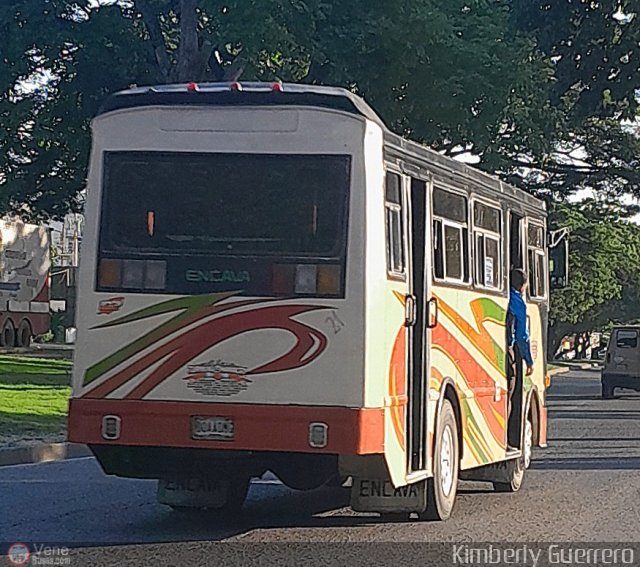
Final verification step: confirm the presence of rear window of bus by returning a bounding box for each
[100,152,351,257]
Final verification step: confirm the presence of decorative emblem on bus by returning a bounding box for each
[184,359,251,397]
[97,297,125,315]
[83,292,335,399]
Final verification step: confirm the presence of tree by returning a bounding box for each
[548,200,640,355]
[3,0,638,219]
[511,0,640,202]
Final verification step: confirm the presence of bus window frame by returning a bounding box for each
[431,183,472,288]
[471,196,504,293]
[526,218,548,302]
[384,168,407,281]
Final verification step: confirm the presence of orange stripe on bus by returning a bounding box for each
[68,399,385,455]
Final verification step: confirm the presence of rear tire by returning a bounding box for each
[0,320,16,348]
[423,399,459,521]
[219,475,250,516]
[602,382,615,399]
[16,320,32,348]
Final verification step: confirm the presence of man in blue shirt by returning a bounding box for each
[507,268,534,423]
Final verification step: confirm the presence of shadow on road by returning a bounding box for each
[549,409,640,420]
[532,455,640,470]
[66,480,502,547]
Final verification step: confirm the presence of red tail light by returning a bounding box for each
[272,264,295,295]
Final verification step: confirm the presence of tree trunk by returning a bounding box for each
[175,0,199,82]
[137,0,172,80]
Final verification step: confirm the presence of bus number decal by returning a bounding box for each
[325,311,345,335]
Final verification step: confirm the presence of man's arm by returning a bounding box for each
[515,309,534,369]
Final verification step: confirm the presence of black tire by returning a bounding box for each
[16,320,32,348]
[0,320,16,348]
[602,382,615,399]
[219,475,250,515]
[423,399,459,521]
[493,414,533,493]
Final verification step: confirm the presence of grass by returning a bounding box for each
[0,356,72,446]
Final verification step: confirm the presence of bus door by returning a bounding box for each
[507,212,525,450]
[406,177,431,472]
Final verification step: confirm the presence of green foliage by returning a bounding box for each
[0,356,70,443]
[1,0,638,219]
[511,0,640,199]
[0,355,72,376]
[548,202,640,353]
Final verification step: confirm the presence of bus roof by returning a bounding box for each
[97,82,546,214]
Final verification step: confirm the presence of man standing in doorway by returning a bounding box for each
[507,268,534,431]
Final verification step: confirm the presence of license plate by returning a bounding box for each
[191,416,235,440]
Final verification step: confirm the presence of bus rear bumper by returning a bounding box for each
[68,398,385,455]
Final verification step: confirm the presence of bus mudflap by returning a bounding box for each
[351,477,427,513]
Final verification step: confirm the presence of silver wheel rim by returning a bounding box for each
[523,419,533,469]
[440,424,454,496]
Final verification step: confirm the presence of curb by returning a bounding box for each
[550,361,602,371]
[548,367,570,376]
[0,443,91,468]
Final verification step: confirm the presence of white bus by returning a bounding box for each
[69,82,558,520]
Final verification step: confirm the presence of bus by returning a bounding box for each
[68,82,561,520]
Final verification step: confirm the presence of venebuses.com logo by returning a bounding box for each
[7,543,30,566]
[6,543,71,566]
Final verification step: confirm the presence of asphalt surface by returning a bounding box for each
[2,369,640,565]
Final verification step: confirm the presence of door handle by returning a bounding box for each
[427,297,438,329]
[405,294,417,327]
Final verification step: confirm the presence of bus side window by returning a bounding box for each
[432,187,470,284]
[385,172,405,276]
[433,219,445,279]
[527,221,546,299]
[473,201,502,290]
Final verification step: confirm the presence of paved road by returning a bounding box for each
[2,369,640,565]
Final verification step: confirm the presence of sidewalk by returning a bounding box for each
[550,360,602,372]
[0,443,90,467]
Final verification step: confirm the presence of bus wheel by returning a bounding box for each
[423,399,459,521]
[602,382,615,399]
[217,475,251,516]
[16,320,32,348]
[0,320,16,348]
[494,414,533,493]
[205,476,250,518]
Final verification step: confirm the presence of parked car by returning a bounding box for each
[602,326,640,398]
